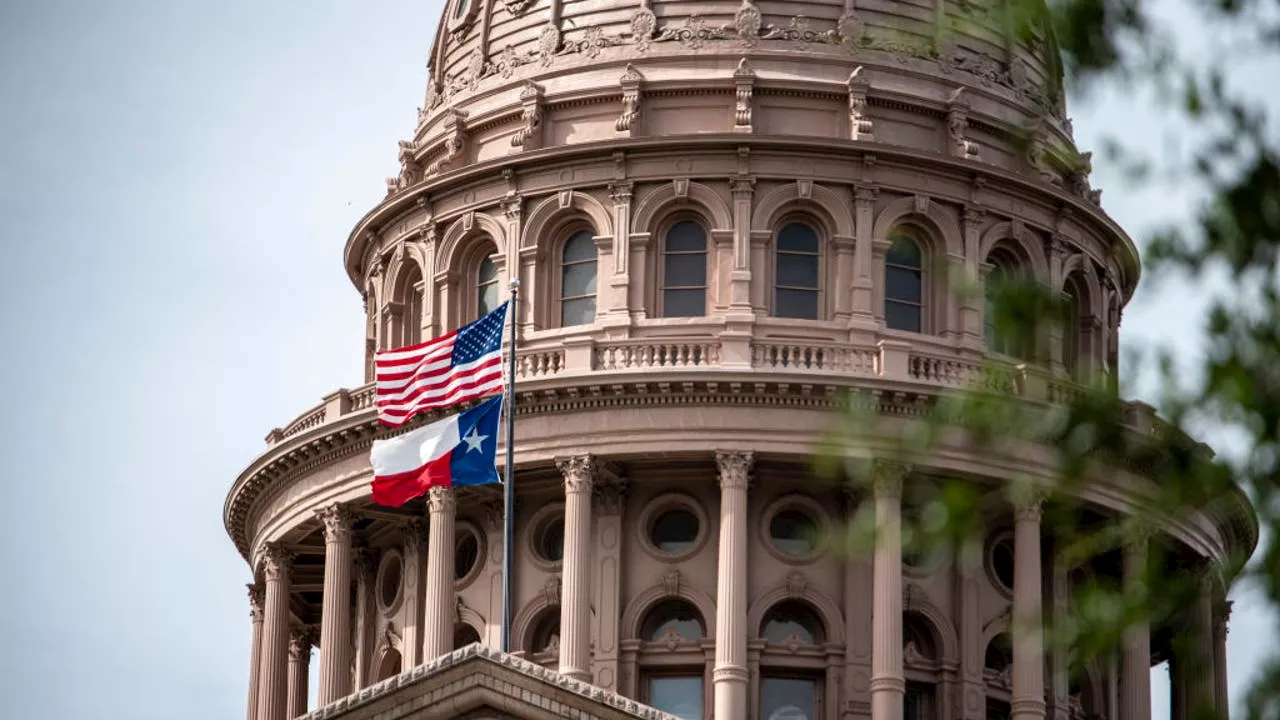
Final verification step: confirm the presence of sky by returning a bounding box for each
[0,1,1275,719]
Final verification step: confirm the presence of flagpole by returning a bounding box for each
[500,279,519,653]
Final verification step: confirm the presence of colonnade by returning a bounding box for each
[244,456,1223,720]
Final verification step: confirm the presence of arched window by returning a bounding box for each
[759,602,827,720]
[774,222,820,319]
[560,229,597,326]
[525,606,561,668]
[639,600,707,720]
[904,613,941,720]
[662,220,707,317]
[885,231,924,332]
[399,265,423,348]
[453,0,468,19]
[453,623,481,650]
[983,632,1013,720]
[476,249,500,319]
[984,250,1025,358]
[1062,274,1085,377]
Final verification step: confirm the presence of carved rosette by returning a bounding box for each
[715,451,753,490]
[537,24,561,67]
[734,0,762,48]
[262,543,295,581]
[557,454,597,495]
[427,485,457,514]
[630,5,657,52]
[871,459,908,498]
[316,504,356,544]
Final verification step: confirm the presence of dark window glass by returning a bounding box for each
[1063,279,1082,375]
[402,269,423,347]
[774,223,820,319]
[379,554,401,608]
[885,232,924,332]
[903,614,937,660]
[455,531,479,580]
[561,230,597,327]
[663,221,706,317]
[453,0,468,18]
[648,676,703,720]
[992,536,1015,591]
[530,609,560,653]
[650,509,699,553]
[761,601,824,645]
[987,698,1011,720]
[760,677,817,720]
[477,252,499,318]
[537,516,564,563]
[905,681,936,720]
[770,508,818,557]
[453,623,481,650]
[985,633,1013,672]
[642,599,704,642]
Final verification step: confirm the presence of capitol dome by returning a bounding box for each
[225,2,1254,720]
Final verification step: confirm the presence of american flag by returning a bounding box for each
[374,301,509,427]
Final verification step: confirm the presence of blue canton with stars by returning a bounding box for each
[452,300,509,366]
[449,395,503,486]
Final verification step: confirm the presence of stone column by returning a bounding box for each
[713,451,753,720]
[315,505,355,705]
[842,487,873,720]
[1214,600,1232,720]
[592,480,627,691]
[352,548,376,688]
[1048,551,1070,720]
[1187,573,1218,718]
[1011,496,1046,720]
[959,207,985,348]
[1121,534,1151,720]
[257,544,294,720]
[870,461,906,720]
[556,455,596,682]
[401,518,427,668]
[422,486,457,661]
[956,533,985,720]
[286,627,314,719]
[728,175,755,313]
[246,585,265,720]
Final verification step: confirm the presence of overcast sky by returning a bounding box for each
[0,1,1275,718]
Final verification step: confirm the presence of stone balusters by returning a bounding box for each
[422,486,457,661]
[1011,494,1046,720]
[286,626,315,719]
[315,504,355,704]
[1121,532,1152,720]
[870,461,906,720]
[246,585,265,720]
[257,543,294,720]
[556,455,597,682]
[713,451,753,720]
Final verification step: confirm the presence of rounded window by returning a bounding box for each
[529,608,561,654]
[454,523,484,589]
[454,623,482,650]
[476,247,500,319]
[376,550,404,614]
[987,532,1015,595]
[761,494,829,564]
[761,601,825,646]
[885,230,924,332]
[641,599,705,643]
[774,222,820,320]
[525,503,566,570]
[985,633,1013,673]
[538,517,564,562]
[637,493,709,563]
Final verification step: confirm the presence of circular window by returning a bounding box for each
[376,550,404,614]
[987,532,1016,595]
[637,493,709,562]
[525,503,566,570]
[454,523,484,589]
[761,495,829,564]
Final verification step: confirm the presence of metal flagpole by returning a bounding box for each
[500,280,519,653]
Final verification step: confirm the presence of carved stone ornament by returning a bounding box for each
[847,66,873,142]
[734,0,762,48]
[353,547,377,579]
[837,9,865,46]
[427,485,457,514]
[594,480,627,515]
[616,64,644,136]
[537,24,561,67]
[662,568,681,596]
[1013,488,1046,522]
[317,504,357,543]
[785,570,808,598]
[631,1,657,53]
[544,574,562,606]
[557,454,597,494]
[262,543,294,581]
[510,81,545,151]
[426,109,468,177]
[248,584,265,621]
[715,451,754,490]
[501,0,534,17]
[289,626,317,660]
[871,459,908,498]
[946,88,980,161]
[732,58,754,132]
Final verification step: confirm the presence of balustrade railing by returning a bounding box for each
[594,341,720,370]
[751,342,878,374]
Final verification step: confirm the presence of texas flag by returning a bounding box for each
[369,395,503,507]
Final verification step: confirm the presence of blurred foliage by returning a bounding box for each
[819,1,1280,719]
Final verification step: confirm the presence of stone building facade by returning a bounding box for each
[224,1,1257,719]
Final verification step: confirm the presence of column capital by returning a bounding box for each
[1012,489,1047,522]
[353,547,377,579]
[715,451,754,490]
[427,485,457,514]
[289,626,317,661]
[262,543,295,581]
[316,504,357,543]
[594,479,628,516]
[871,459,909,498]
[556,454,597,494]
[248,583,265,621]
[1215,599,1234,630]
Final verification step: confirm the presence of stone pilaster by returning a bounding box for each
[608,181,635,318]
[956,534,985,720]
[1214,600,1232,720]
[352,548,376,688]
[257,543,294,720]
[423,486,457,660]
[247,584,265,720]
[870,461,906,720]
[713,451,753,720]
[592,480,627,690]
[1048,551,1070,720]
[556,455,596,681]
[1011,495,1046,720]
[841,487,873,720]
[1188,573,1217,718]
[851,186,877,320]
[401,518,427,668]
[315,505,355,705]
[286,626,315,719]
[728,175,754,313]
[960,206,986,348]
[1121,534,1151,720]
